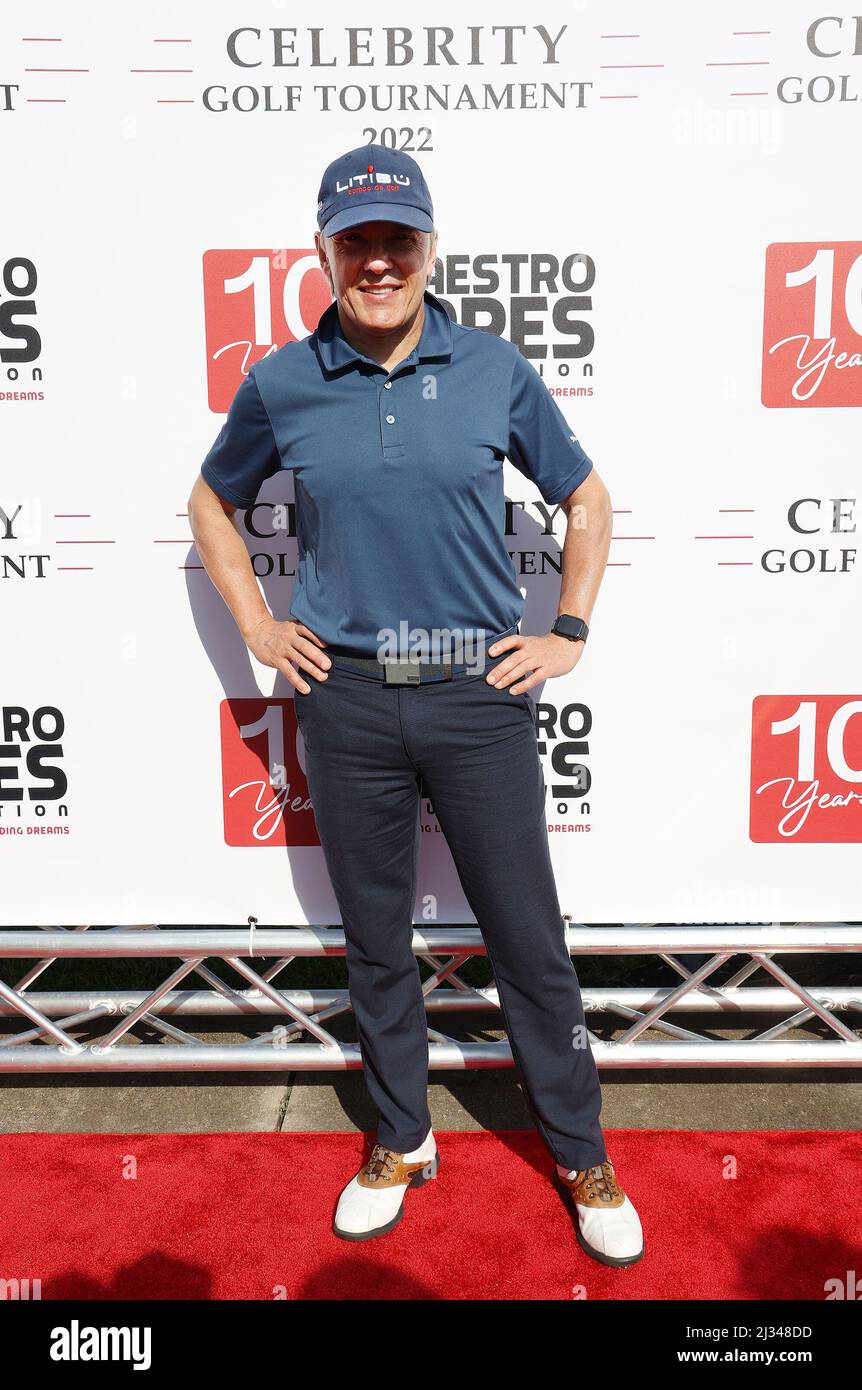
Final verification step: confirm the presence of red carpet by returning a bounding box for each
[1,1128,859,1300]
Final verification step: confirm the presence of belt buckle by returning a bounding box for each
[383,657,422,685]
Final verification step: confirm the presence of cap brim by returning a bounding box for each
[320,202,434,235]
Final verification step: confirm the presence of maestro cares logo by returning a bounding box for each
[0,705,69,836]
[429,251,596,396]
[533,696,593,836]
[0,255,43,400]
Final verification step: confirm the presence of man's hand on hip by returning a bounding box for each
[485,632,585,695]
[244,617,331,694]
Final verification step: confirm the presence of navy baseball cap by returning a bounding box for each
[316,142,434,236]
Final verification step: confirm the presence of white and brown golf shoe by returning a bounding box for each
[333,1129,439,1242]
[554,1157,645,1267]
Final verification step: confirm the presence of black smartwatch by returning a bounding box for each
[551,614,589,644]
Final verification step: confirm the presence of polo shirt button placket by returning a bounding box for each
[379,371,406,461]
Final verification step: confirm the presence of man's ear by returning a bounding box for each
[316,231,333,286]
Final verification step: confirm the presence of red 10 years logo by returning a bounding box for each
[762,242,862,407]
[750,695,862,841]
[203,250,330,412]
[219,698,319,846]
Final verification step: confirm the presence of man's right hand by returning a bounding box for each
[243,617,331,694]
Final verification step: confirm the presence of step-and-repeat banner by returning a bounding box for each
[2,2,860,924]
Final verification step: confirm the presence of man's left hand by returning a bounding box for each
[484,632,585,695]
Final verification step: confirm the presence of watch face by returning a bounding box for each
[555,616,588,640]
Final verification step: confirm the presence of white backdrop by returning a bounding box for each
[2,0,860,924]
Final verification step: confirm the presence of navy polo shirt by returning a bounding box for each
[200,289,593,658]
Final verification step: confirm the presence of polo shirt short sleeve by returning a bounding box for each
[197,290,599,657]
[507,349,593,506]
[200,366,281,508]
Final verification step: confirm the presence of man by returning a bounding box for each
[188,143,644,1267]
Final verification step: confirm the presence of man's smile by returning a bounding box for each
[357,285,403,299]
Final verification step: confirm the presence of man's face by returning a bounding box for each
[315,220,437,337]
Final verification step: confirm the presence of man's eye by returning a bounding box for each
[336,231,415,250]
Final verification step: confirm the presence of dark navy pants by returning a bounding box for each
[293,649,607,1172]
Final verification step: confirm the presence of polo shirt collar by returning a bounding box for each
[314,289,453,374]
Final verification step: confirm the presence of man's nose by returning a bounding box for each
[363,244,395,266]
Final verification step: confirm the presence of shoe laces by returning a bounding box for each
[362,1143,399,1183]
[577,1160,621,1203]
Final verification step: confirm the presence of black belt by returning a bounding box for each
[327,630,512,685]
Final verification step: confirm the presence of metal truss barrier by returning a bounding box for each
[0,923,860,1072]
